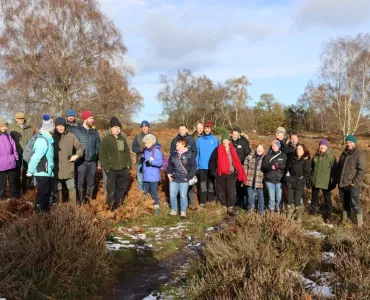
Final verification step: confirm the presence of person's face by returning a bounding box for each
[256,145,264,155]
[196,123,204,135]
[271,143,279,152]
[16,118,25,125]
[67,116,75,123]
[296,145,304,157]
[144,141,153,148]
[142,125,149,134]
[0,124,7,133]
[276,131,284,140]
[346,141,356,151]
[290,135,298,145]
[223,139,230,147]
[231,131,239,141]
[84,117,94,127]
[178,126,187,136]
[56,125,65,134]
[111,126,121,136]
[319,144,328,153]
[176,142,186,151]
[204,126,211,134]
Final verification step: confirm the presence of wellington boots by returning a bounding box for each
[296,205,304,224]
[86,188,94,202]
[78,189,85,205]
[69,190,77,207]
[56,190,63,204]
[356,209,363,228]
[342,210,348,223]
[286,205,294,219]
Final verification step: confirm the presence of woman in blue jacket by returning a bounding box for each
[140,134,163,215]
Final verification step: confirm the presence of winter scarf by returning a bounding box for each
[217,144,247,182]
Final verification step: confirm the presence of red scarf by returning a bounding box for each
[217,144,247,182]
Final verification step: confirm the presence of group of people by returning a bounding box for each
[0,112,367,227]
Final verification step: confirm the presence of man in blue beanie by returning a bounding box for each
[66,109,77,130]
[338,134,367,227]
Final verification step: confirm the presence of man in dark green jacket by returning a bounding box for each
[338,135,367,227]
[100,117,132,211]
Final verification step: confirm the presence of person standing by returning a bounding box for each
[71,110,100,204]
[132,120,152,191]
[27,115,55,213]
[285,143,311,223]
[100,117,132,211]
[140,134,163,215]
[262,140,287,212]
[53,117,84,206]
[167,137,196,218]
[0,117,19,200]
[191,122,204,143]
[66,109,78,130]
[196,120,219,206]
[244,144,265,214]
[338,135,367,227]
[286,132,299,163]
[310,139,338,216]
[275,127,288,153]
[231,127,251,208]
[209,133,246,215]
[8,112,34,194]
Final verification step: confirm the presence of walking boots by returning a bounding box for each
[356,209,363,228]
[286,205,294,219]
[69,190,77,206]
[78,189,85,205]
[56,190,63,204]
[86,188,94,202]
[296,206,304,224]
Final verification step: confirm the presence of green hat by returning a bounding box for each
[345,134,357,144]
[221,133,230,142]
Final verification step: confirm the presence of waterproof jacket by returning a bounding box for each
[196,133,219,170]
[66,121,78,131]
[53,131,84,179]
[27,130,54,177]
[338,146,367,188]
[244,152,265,189]
[166,149,196,183]
[231,135,251,164]
[71,125,100,162]
[170,134,197,156]
[9,121,34,156]
[132,132,156,163]
[286,155,311,191]
[142,145,163,182]
[99,133,132,172]
[286,142,297,163]
[0,133,18,171]
[191,131,203,143]
[311,150,338,190]
[261,150,287,184]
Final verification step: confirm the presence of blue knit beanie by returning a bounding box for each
[140,120,150,128]
[66,109,76,117]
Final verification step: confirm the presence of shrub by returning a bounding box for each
[187,213,322,299]
[0,205,113,300]
[212,127,229,136]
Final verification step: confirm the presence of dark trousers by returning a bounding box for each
[311,187,332,214]
[106,168,129,209]
[0,168,19,198]
[34,176,53,213]
[143,181,159,205]
[15,160,32,193]
[187,171,200,205]
[339,186,362,215]
[235,181,247,208]
[199,169,215,204]
[215,173,237,208]
[287,188,303,206]
[77,161,96,190]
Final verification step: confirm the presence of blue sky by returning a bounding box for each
[98,0,370,122]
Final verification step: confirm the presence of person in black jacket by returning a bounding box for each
[71,110,100,204]
[262,140,287,212]
[166,137,196,218]
[231,127,251,208]
[285,143,311,223]
[286,132,299,163]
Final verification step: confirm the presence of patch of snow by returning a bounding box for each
[206,227,215,231]
[288,271,334,298]
[303,230,326,238]
[321,223,334,228]
[322,251,335,263]
[311,271,335,285]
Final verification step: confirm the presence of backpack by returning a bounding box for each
[151,148,168,172]
[23,134,48,163]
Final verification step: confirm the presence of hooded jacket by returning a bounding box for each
[166,149,196,182]
[311,149,337,190]
[196,133,219,170]
[338,146,367,188]
[0,133,18,171]
[231,135,251,164]
[261,150,287,184]
[286,155,311,191]
[142,145,163,182]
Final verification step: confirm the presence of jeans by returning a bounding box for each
[34,176,53,213]
[143,181,159,205]
[247,186,264,213]
[311,188,332,214]
[0,168,19,198]
[170,181,189,212]
[265,182,282,211]
[107,168,130,209]
[136,164,144,191]
[77,161,96,190]
[215,173,236,208]
[339,186,362,215]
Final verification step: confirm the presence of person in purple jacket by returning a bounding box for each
[140,134,163,215]
[0,117,20,200]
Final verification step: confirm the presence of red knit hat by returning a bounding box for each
[204,120,213,129]
[81,110,93,121]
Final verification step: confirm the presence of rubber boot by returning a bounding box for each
[69,190,77,206]
[356,209,363,228]
[286,205,294,219]
[56,190,63,204]
[342,210,348,223]
[296,205,304,224]
[86,188,94,202]
[78,189,85,205]
[154,204,159,216]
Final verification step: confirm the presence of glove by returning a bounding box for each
[274,163,280,170]
[145,160,151,167]
[139,157,145,164]
[69,154,79,162]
